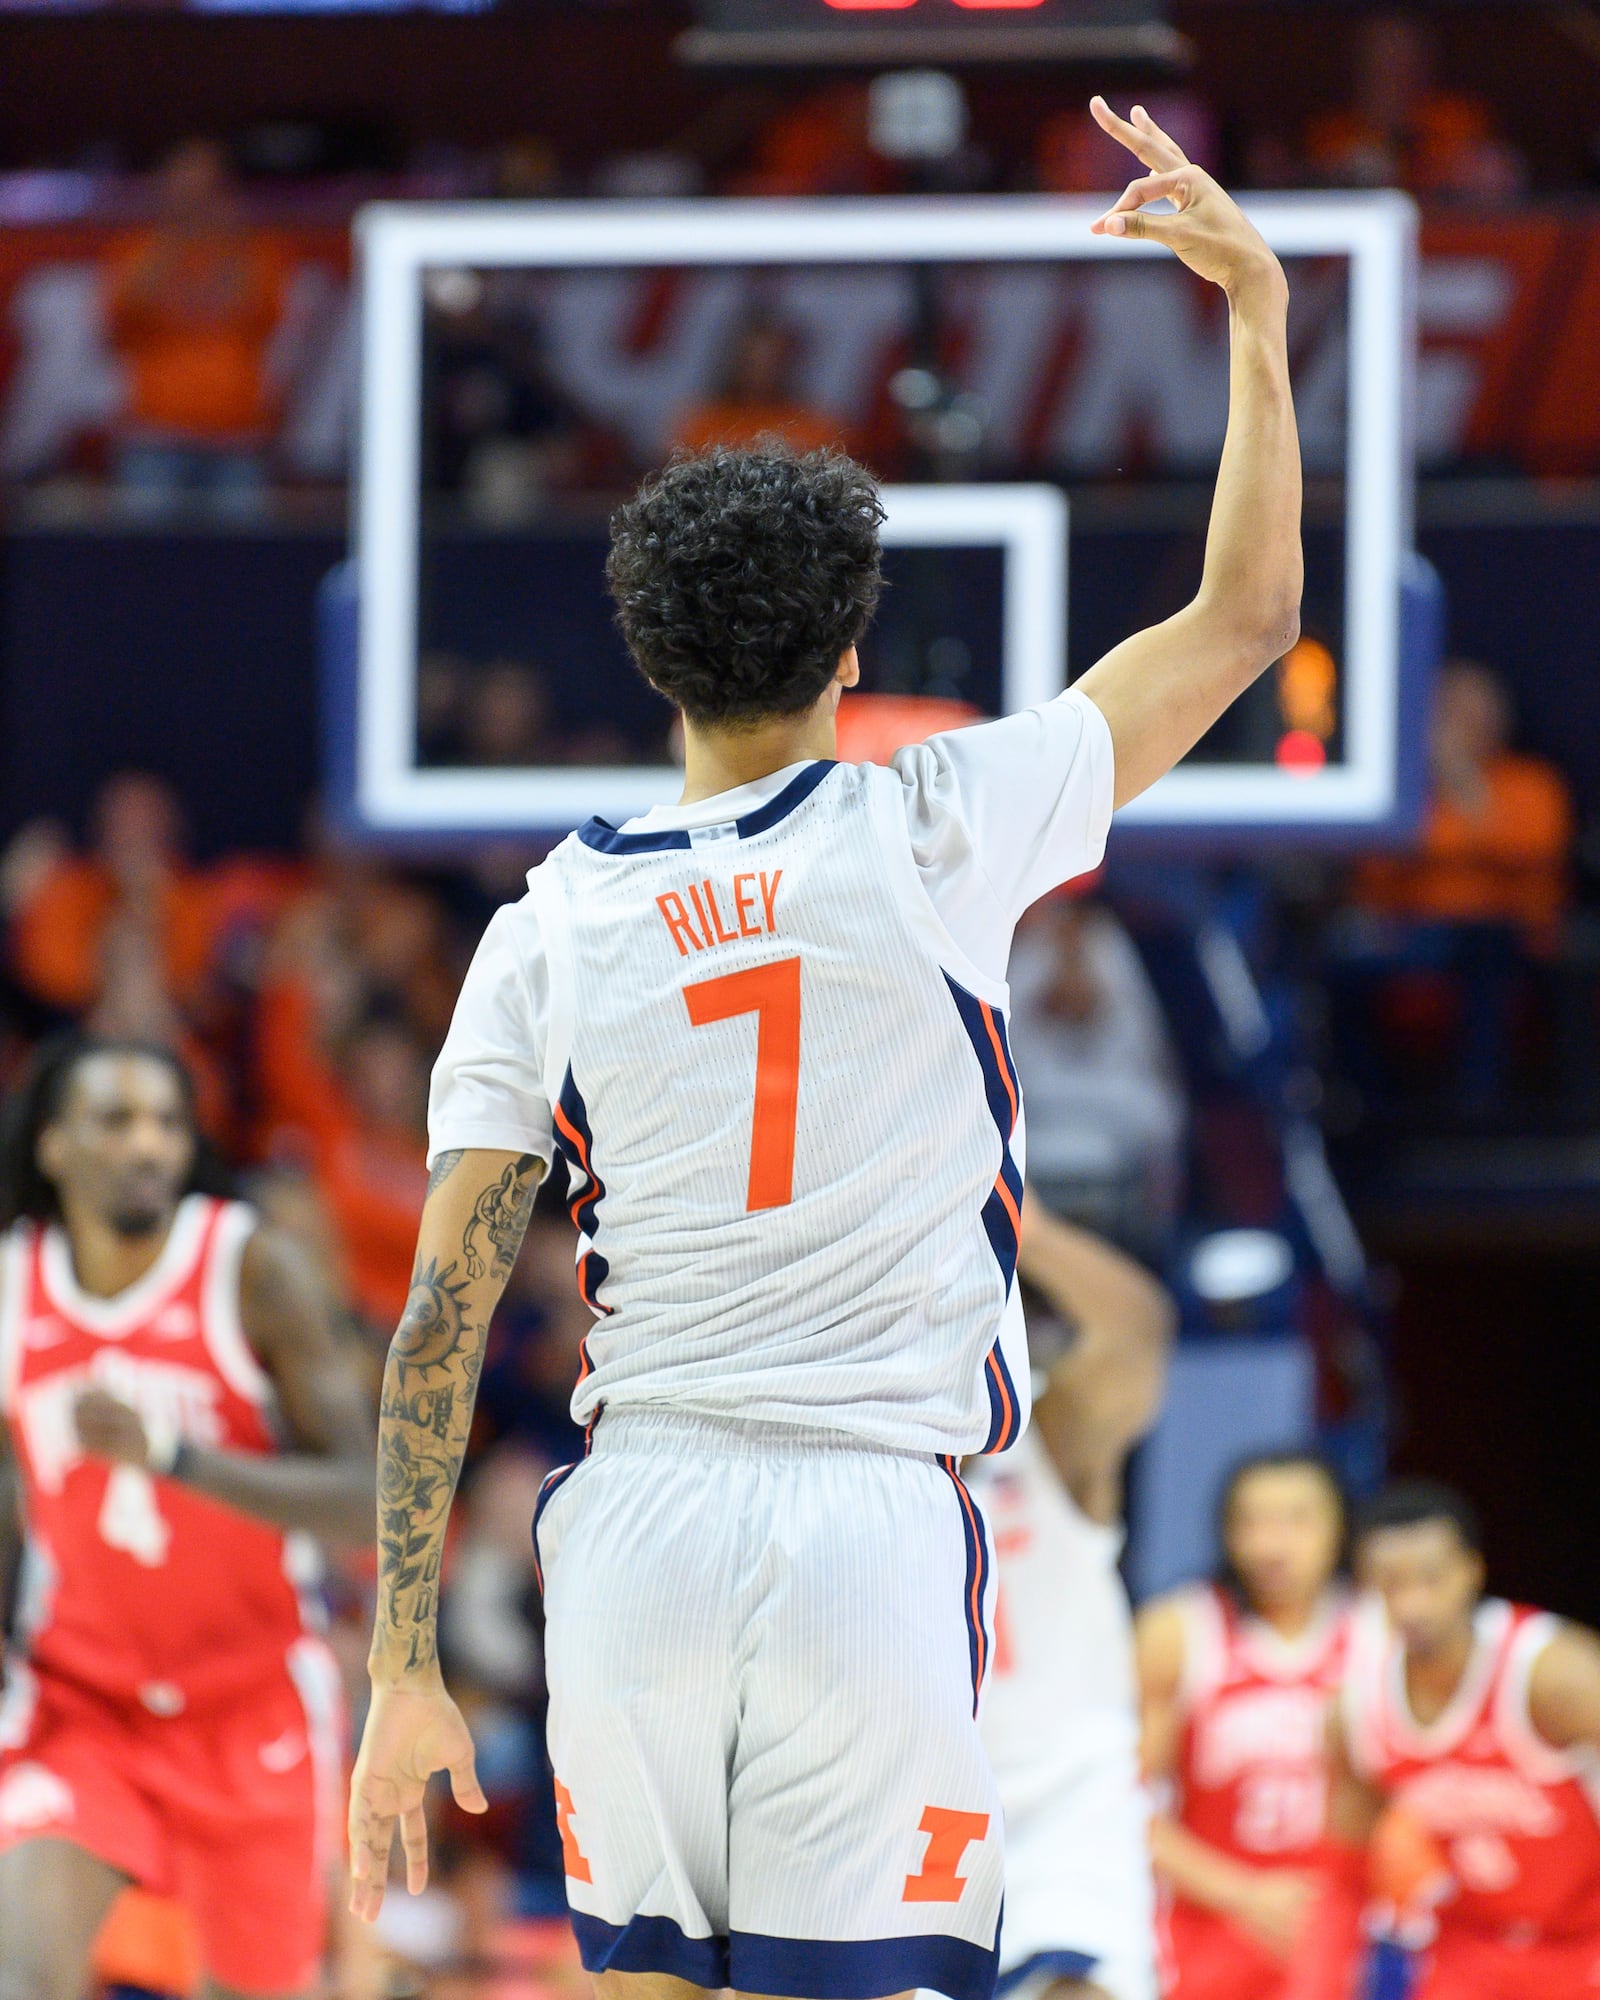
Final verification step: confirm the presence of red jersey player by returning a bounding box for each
[1136,1452,1352,2000]
[0,1035,375,2000]
[1326,1480,1600,2000]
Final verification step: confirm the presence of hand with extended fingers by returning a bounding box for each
[347,1679,488,1924]
[1088,96,1284,301]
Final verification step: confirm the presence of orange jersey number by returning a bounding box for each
[684,956,802,1212]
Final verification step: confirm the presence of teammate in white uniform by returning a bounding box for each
[971,1197,1174,2000]
[348,96,1304,2000]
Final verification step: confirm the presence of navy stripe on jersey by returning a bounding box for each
[734,759,835,837]
[576,819,693,856]
[531,1452,587,1596]
[943,974,1024,1295]
[553,1067,613,1317]
[982,1339,1022,1454]
[575,761,834,856]
[941,1453,991,1715]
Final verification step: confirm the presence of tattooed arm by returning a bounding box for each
[349,1145,544,1924]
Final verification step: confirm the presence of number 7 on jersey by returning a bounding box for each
[684,956,802,1212]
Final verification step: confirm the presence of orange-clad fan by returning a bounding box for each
[8,777,215,1021]
[103,140,285,469]
[1355,659,1571,941]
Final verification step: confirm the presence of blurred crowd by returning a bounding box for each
[0,784,585,1985]
[0,12,1546,509]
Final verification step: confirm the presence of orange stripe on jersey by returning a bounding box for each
[551,1099,589,1172]
[985,1349,1016,1450]
[979,1004,1017,1134]
[551,1101,593,1231]
[990,1168,1021,1242]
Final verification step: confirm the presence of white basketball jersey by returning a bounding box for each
[969,1424,1139,1817]
[429,689,1115,1458]
[538,757,1035,1456]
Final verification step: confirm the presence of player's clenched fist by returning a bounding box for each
[347,1681,488,1923]
[1088,96,1284,301]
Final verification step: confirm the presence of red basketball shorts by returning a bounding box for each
[0,1637,344,1995]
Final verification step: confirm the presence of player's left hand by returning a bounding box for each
[1087,96,1281,300]
[73,1388,154,1468]
[348,1679,488,1924]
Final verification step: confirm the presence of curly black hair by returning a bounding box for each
[605,444,886,728]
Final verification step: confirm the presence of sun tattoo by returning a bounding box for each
[392,1257,473,1375]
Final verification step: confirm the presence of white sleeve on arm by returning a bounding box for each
[426,900,553,1171]
[892,686,1116,975]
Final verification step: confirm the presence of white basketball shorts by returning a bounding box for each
[993,1754,1156,2000]
[533,1409,1005,1999]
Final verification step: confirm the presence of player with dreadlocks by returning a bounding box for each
[0,1035,373,2000]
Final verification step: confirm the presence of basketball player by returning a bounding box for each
[1136,1453,1352,2000]
[1321,1480,1600,2000]
[968,1195,1174,2000]
[0,1035,376,2000]
[350,96,1304,2000]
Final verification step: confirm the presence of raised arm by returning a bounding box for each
[1021,1193,1174,1522]
[72,1224,375,1543]
[349,1145,543,1923]
[1074,98,1302,809]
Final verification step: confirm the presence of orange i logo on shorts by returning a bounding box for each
[902,1806,990,1903]
[554,1779,593,1883]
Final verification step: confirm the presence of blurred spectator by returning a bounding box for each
[462,660,555,768]
[419,656,591,770]
[1356,660,1571,939]
[1333,660,1572,1108]
[418,650,472,766]
[426,271,582,520]
[103,140,288,513]
[1304,17,1527,202]
[732,85,892,197]
[673,316,841,456]
[271,1006,432,1333]
[257,861,464,1327]
[1007,895,1187,1260]
[6,774,214,1018]
[494,135,563,200]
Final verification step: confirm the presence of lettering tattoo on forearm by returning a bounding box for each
[373,1153,542,1675]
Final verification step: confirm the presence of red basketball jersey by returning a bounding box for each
[1344,1598,1600,1945]
[0,1196,319,1716]
[1173,1583,1352,1865]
